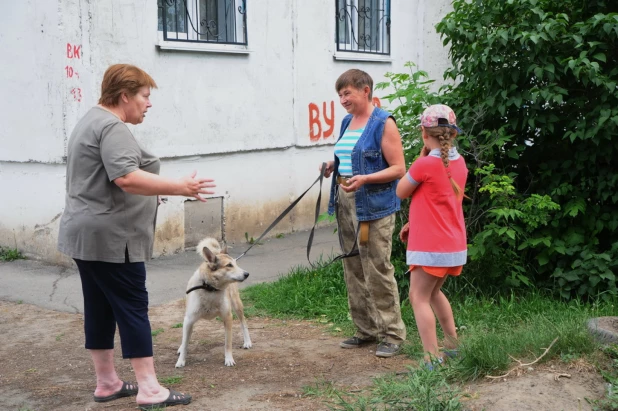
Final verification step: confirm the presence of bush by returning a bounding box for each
[376,0,618,299]
[434,0,618,299]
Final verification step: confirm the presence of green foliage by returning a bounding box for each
[0,246,24,262]
[433,0,618,298]
[467,164,560,288]
[552,243,618,299]
[376,62,440,165]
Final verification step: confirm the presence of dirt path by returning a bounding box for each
[0,300,606,411]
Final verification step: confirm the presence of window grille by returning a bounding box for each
[158,0,247,45]
[336,0,391,55]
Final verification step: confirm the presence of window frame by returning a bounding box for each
[335,0,391,56]
[158,0,248,46]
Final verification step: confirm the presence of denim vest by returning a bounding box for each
[327,107,400,221]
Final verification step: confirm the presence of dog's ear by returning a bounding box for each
[221,243,228,254]
[202,246,217,263]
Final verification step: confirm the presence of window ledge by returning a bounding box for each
[333,51,392,63]
[157,39,251,54]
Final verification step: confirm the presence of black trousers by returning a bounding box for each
[74,259,153,358]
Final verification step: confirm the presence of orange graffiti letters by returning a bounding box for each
[308,101,335,141]
[309,103,321,141]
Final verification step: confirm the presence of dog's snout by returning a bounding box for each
[243,272,249,279]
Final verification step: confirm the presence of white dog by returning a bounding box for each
[175,238,252,367]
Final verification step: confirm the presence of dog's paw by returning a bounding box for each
[175,358,186,368]
[242,341,252,349]
[224,357,236,367]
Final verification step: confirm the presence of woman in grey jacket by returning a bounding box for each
[58,64,214,409]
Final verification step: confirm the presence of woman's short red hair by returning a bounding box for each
[98,64,157,107]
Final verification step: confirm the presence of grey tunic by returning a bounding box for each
[58,106,160,263]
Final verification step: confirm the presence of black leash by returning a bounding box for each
[235,163,359,268]
[235,164,326,261]
[186,280,219,294]
[306,169,360,268]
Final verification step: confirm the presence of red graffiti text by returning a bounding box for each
[65,66,80,79]
[308,101,335,141]
[67,43,81,59]
[70,88,83,102]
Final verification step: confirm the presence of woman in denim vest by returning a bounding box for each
[320,69,407,357]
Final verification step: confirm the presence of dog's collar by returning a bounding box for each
[186,280,220,294]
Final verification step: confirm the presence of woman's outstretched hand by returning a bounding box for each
[180,170,216,202]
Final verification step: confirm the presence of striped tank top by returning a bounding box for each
[334,127,364,177]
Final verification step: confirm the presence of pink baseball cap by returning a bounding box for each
[420,104,461,133]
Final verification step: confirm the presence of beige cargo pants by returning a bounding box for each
[336,189,406,345]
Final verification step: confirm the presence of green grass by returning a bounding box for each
[442,293,612,380]
[0,246,24,261]
[302,378,340,398]
[171,323,183,329]
[151,328,165,337]
[242,261,350,323]
[242,259,618,409]
[303,368,463,410]
[244,232,263,245]
[159,375,184,385]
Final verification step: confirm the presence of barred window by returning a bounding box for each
[336,0,391,55]
[158,0,247,45]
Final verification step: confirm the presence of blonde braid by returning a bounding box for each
[437,132,451,169]
[426,126,463,198]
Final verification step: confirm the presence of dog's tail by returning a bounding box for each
[196,237,221,257]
